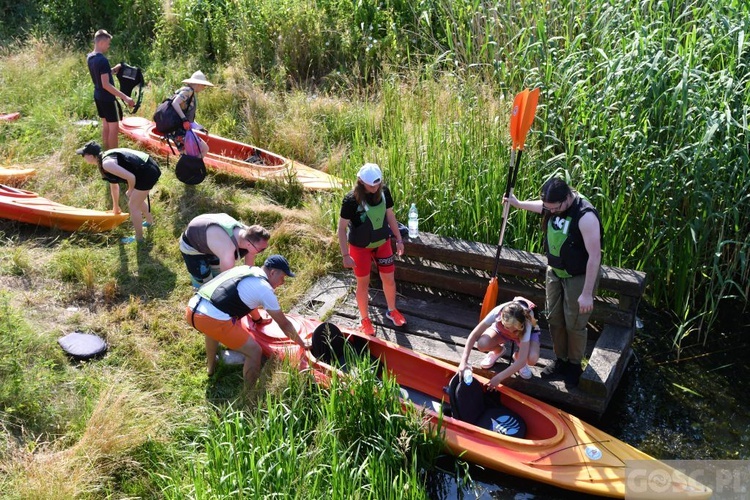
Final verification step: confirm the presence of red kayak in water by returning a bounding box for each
[239,314,711,498]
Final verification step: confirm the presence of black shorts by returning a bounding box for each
[181,252,220,281]
[134,158,162,191]
[94,98,121,122]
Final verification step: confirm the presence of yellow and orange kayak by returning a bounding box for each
[119,116,342,191]
[0,184,129,232]
[0,166,36,184]
[241,314,712,499]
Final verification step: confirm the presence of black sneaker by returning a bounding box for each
[564,361,583,387]
[540,358,567,379]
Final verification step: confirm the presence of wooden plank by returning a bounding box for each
[578,324,635,398]
[387,262,637,328]
[296,253,637,417]
[402,232,646,297]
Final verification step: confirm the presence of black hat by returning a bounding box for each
[263,254,295,277]
[76,141,102,156]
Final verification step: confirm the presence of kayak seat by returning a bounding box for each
[311,322,374,371]
[399,385,451,416]
[447,373,526,438]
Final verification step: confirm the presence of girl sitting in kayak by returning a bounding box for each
[457,297,541,386]
[77,141,161,244]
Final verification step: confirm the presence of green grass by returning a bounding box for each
[156,357,444,499]
[1,0,750,494]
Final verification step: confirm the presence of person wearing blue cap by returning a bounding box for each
[185,254,310,385]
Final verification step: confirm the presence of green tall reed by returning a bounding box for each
[158,358,445,499]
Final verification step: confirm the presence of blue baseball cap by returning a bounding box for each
[264,254,295,277]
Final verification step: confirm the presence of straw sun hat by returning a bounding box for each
[182,71,214,87]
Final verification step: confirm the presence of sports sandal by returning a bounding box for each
[385,309,406,326]
[360,318,375,336]
[480,347,506,369]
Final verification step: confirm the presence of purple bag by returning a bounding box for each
[184,129,201,157]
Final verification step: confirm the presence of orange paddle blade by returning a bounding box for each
[513,87,540,151]
[509,90,529,150]
[480,276,499,320]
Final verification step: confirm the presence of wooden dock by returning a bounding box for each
[291,232,647,418]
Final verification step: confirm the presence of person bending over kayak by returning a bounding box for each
[186,255,310,384]
[458,297,541,387]
[180,213,271,324]
[169,70,213,158]
[337,163,406,336]
[77,140,160,244]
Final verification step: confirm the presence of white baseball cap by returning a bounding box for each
[357,163,382,186]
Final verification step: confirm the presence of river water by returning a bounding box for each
[429,306,750,499]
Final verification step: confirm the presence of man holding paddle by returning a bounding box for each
[506,177,602,386]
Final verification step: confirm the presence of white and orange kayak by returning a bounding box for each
[119,116,342,191]
[0,184,129,232]
[240,314,712,499]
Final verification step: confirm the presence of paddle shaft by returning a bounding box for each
[491,149,520,277]
[489,89,538,278]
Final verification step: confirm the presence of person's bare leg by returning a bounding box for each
[102,120,119,150]
[128,190,149,240]
[236,337,264,385]
[205,336,219,376]
[380,271,397,311]
[355,274,371,320]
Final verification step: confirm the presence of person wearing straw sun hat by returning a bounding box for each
[169,70,214,157]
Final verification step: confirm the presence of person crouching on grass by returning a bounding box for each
[186,255,310,385]
[77,141,160,244]
[457,297,541,386]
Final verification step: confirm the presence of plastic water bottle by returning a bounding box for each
[463,367,473,385]
[408,203,419,238]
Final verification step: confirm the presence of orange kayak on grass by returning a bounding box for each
[0,184,129,232]
[119,116,342,191]
[0,166,36,184]
[240,314,712,499]
[0,112,21,121]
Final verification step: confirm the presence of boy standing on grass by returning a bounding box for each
[86,29,134,150]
